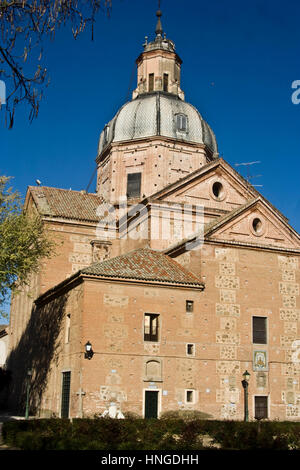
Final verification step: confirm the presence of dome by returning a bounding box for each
[98,92,218,157]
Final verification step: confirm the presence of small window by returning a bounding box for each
[144,314,159,342]
[186,300,194,313]
[186,390,194,403]
[255,396,268,420]
[212,181,224,200]
[253,317,267,344]
[252,217,263,234]
[104,125,110,143]
[127,173,141,199]
[176,114,187,132]
[65,314,71,344]
[163,73,168,92]
[187,343,195,356]
[149,73,154,92]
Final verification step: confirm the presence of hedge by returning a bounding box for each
[2,418,300,450]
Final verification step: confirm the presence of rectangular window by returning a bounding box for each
[104,125,110,143]
[144,313,159,342]
[61,371,71,418]
[149,73,154,92]
[65,314,71,344]
[253,317,267,344]
[186,390,194,403]
[186,300,194,313]
[163,73,168,92]
[186,343,195,356]
[255,396,268,420]
[176,114,187,132]
[127,172,141,199]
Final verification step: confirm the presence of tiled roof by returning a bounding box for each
[29,186,104,222]
[81,248,204,287]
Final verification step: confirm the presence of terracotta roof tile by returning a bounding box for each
[81,248,204,287]
[29,186,104,222]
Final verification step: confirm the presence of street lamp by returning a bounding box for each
[241,370,250,422]
[84,341,94,360]
[25,369,32,420]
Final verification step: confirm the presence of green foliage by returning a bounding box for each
[2,418,300,451]
[160,409,212,421]
[0,176,55,318]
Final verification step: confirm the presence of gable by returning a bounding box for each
[205,199,300,250]
[151,159,257,216]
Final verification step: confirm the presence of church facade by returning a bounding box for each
[6,11,300,421]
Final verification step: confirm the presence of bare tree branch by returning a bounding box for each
[0,0,111,128]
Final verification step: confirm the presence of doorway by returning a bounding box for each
[144,390,159,419]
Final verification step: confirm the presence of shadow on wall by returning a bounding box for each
[4,294,68,414]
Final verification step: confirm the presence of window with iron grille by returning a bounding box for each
[144,313,159,342]
[253,317,267,344]
[255,396,268,419]
[61,371,71,418]
[127,173,141,199]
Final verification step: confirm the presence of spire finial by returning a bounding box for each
[155,0,163,39]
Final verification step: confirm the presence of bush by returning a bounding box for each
[160,410,212,421]
[2,418,300,451]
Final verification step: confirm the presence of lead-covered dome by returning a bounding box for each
[98,92,218,157]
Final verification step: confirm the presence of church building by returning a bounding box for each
[6,9,300,421]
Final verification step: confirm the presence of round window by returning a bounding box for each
[252,217,263,234]
[212,181,224,200]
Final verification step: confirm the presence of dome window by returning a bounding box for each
[176,113,188,132]
[104,125,110,144]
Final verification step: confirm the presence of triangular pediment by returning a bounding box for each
[149,158,278,220]
[205,198,300,250]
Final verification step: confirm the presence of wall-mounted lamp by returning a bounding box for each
[84,341,94,360]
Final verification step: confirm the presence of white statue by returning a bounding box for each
[101,403,124,419]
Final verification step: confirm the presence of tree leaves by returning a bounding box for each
[0,175,55,312]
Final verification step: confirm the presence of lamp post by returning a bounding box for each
[241,370,250,422]
[25,369,32,420]
[84,341,94,360]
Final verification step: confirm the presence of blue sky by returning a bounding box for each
[1,0,300,238]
